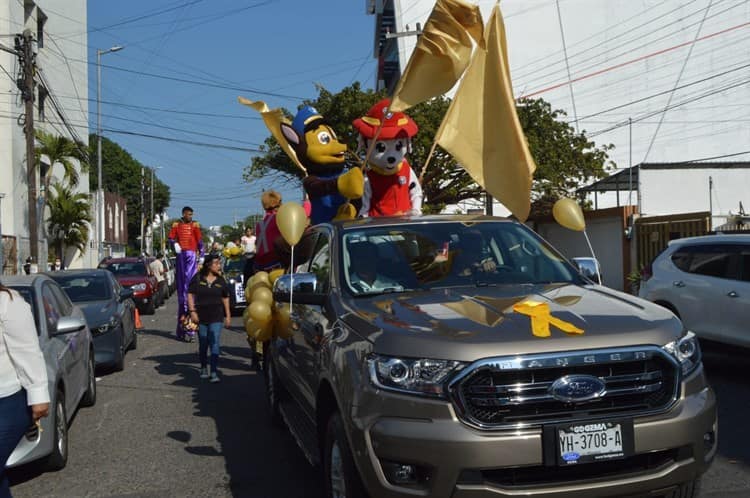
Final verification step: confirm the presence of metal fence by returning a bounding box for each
[634,212,711,269]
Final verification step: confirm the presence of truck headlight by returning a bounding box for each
[663,331,702,376]
[367,354,465,397]
[131,283,147,292]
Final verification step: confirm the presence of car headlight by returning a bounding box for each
[131,283,147,291]
[367,354,466,397]
[95,317,118,335]
[663,331,702,376]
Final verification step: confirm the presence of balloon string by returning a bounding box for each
[289,244,295,313]
[582,230,602,285]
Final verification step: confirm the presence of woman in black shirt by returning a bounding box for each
[187,254,231,383]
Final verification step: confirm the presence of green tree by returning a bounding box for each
[246,84,614,215]
[45,183,92,268]
[35,130,89,195]
[89,135,170,248]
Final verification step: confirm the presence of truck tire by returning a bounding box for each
[666,479,701,498]
[323,412,367,498]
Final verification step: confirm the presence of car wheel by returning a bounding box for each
[80,354,97,407]
[43,391,68,471]
[144,298,156,315]
[323,412,367,498]
[265,355,286,427]
[655,301,681,319]
[113,332,125,372]
[666,479,701,498]
[129,325,138,351]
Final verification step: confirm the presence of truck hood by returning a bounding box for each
[340,284,683,362]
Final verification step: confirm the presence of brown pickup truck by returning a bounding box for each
[268,215,716,498]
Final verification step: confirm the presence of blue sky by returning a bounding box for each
[87,0,374,227]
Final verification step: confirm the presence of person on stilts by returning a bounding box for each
[168,206,204,341]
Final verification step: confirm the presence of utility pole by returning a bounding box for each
[140,167,145,255]
[150,167,154,255]
[0,193,5,275]
[17,30,37,265]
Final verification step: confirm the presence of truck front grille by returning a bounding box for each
[448,347,680,429]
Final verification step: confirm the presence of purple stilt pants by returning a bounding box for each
[175,250,199,339]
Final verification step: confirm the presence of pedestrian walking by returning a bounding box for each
[0,282,50,497]
[187,254,231,383]
[168,206,204,341]
[149,253,167,305]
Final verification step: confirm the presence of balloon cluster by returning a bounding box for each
[242,268,292,342]
[223,245,244,258]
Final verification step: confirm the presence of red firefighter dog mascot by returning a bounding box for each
[353,98,423,217]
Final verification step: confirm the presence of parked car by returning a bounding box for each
[222,256,247,315]
[5,274,96,471]
[639,233,750,348]
[161,255,176,296]
[48,269,137,371]
[99,257,160,314]
[268,215,715,498]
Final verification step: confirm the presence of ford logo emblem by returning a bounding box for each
[549,374,606,403]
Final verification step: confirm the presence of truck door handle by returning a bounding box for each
[672,281,685,288]
[727,291,738,298]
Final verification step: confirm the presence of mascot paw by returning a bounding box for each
[333,202,358,221]
[337,167,364,199]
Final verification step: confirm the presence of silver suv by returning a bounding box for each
[268,216,717,498]
[639,234,750,348]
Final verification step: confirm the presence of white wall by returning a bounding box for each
[0,0,90,271]
[389,0,750,191]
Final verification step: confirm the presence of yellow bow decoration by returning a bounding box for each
[512,300,584,338]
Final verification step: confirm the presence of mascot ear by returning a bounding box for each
[281,122,300,146]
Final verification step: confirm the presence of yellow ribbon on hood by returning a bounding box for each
[512,300,584,338]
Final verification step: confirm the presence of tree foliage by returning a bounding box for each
[35,130,89,195]
[46,182,92,267]
[246,84,614,216]
[88,135,170,247]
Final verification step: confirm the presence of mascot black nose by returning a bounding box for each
[387,156,396,164]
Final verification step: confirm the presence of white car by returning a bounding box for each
[639,234,750,348]
[161,255,176,296]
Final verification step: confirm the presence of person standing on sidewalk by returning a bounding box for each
[149,253,167,306]
[0,282,50,497]
[187,254,231,383]
[168,206,204,341]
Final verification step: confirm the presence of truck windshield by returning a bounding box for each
[341,221,580,295]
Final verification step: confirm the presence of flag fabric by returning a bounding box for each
[237,97,306,174]
[435,4,537,221]
[389,0,484,113]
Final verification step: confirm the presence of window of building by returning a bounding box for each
[38,86,47,121]
[36,8,46,48]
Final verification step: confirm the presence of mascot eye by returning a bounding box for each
[317,131,332,144]
[395,141,404,151]
[375,142,386,153]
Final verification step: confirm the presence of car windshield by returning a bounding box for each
[223,258,244,274]
[341,221,579,295]
[101,262,146,276]
[52,275,111,302]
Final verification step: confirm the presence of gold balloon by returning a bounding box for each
[269,268,284,285]
[246,279,271,299]
[242,306,251,322]
[275,305,293,339]
[244,316,256,336]
[552,198,586,232]
[276,202,307,246]
[255,321,274,342]
[248,300,272,326]
[252,286,273,306]
[253,271,271,287]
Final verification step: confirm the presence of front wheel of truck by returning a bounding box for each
[324,412,367,498]
[667,479,701,498]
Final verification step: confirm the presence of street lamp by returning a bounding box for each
[150,166,162,255]
[96,45,124,264]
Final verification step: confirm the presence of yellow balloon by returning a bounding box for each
[244,316,256,336]
[253,271,271,287]
[275,305,293,339]
[242,306,251,322]
[248,300,272,326]
[276,202,307,245]
[552,198,586,232]
[256,321,274,342]
[252,286,273,306]
[269,268,284,285]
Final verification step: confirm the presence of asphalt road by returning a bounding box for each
[7,297,750,497]
[8,296,322,498]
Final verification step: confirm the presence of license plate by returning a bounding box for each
[235,283,246,303]
[557,421,626,465]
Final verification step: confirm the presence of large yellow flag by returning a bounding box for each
[389,0,483,113]
[237,97,306,174]
[435,4,536,221]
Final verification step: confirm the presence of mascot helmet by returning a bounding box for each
[353,98,418,140]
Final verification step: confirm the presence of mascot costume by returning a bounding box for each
[353,98,423,217]
[280,106,363,225]
[168,206,204,341]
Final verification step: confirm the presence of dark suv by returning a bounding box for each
[268,216,716,498]
[99,257,160,314]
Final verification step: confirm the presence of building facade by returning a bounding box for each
[1,0,90,273]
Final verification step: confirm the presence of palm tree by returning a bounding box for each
[34,130,89,195]
[46,183,92,268]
